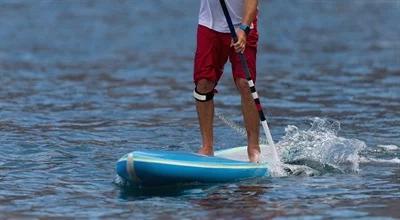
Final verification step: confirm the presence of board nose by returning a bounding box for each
[116,159,129,181]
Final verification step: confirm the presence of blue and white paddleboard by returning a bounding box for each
[116,146,269,186]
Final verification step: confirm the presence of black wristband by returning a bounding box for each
[239,23,250,35]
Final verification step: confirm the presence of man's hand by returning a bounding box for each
[230,0,258,54]
[231,28,247,54]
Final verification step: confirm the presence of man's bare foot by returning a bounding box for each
[248,146,261,163]
[198,146,214,156]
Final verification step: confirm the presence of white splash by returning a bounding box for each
[277,118,367,174]
[377,144,399,151]
[216,113,368,176]
[360,157,400,164]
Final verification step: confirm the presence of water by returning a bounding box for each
[1,0,399,219]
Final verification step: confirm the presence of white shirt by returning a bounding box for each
[199,0,244,33]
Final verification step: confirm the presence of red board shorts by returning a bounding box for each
[193,21,258,86]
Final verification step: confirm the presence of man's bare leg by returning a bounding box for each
[235,78,260,162]
[196,79,215,156]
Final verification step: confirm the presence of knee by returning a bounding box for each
[196,79,215,93]
[235,78,249,93]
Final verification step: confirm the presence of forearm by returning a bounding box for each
[241,0,258,26]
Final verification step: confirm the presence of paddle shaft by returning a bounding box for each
[219,0,275,147]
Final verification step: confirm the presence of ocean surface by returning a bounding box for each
[1,0,399,219]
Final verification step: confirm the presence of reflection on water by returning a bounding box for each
[0,0,399,219]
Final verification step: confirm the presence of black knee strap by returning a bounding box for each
[193,87,214,102]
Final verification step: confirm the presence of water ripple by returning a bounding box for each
[0,0,399,219]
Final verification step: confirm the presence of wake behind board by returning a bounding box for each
[116,146,269,186]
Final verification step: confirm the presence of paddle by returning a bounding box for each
[219,0,280,164]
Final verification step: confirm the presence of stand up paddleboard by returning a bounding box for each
[116,146,269,186]
[116,0,280,187]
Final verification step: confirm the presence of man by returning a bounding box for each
[193,0,260,162]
